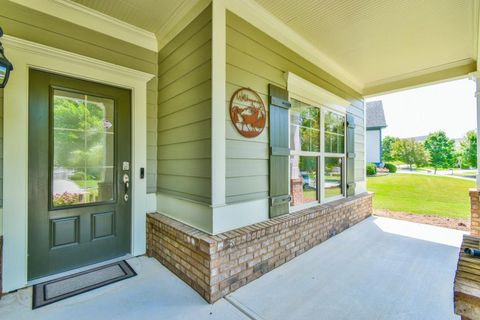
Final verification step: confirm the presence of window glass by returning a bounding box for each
[324,157,344,199]
[52,89,115,207]
[290,155,318,206]
[290,100,320,152]
[0,65,6,83]
[325,111,345,154]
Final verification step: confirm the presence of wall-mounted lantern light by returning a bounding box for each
[0,27,14,88]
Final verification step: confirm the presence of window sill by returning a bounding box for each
[290,195,346,213]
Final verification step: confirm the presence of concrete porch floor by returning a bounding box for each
[0,216,464,320]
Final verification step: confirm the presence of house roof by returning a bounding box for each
[366,101,387,129]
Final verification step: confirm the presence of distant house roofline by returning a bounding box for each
[366,100,387,129]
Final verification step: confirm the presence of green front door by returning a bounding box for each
[28,69,132,280]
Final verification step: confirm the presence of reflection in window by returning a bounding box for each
[52,89,115,207]
[325,111,345,154]
[290,100,320,152]
[289,98,347,207]
[325,157,344,199]
[290,155,317,206]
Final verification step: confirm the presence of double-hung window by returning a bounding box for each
[289,99,346,209]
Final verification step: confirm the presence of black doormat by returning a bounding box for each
[32,260,136,309]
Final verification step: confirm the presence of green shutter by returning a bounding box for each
[269,84,291,218]
[346,112,356,196]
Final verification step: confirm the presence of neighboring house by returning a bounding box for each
[366,101,387,164]
[0,0,477,306]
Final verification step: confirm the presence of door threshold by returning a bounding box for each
[27,254,133,287]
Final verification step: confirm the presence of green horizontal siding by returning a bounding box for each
[157,5,212,203]
[147,78,158,193]
[226,11,366,203]
[157,139,211,160]
[158,81,211,118]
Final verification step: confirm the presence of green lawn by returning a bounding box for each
[367,173,475,218]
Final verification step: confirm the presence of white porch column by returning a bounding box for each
[470,72,480,187]
[469,72,480,236]
[211,0,226,207]
[475,74,480,187]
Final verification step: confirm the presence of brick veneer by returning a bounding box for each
[147,193,373,303]
[470,189,480,236]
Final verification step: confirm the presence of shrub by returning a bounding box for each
[366,163,377,176]
[384,163,397,173]
[70,171,86,181]
[53,192,81,206]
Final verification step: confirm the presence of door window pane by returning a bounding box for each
[324,157,344,199]
[52,89,115,207]
[290,155,318,206]
[290,100,320,152]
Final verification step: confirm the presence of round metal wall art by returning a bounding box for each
[229,87,266,138]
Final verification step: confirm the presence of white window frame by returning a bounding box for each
[287,72,350,212]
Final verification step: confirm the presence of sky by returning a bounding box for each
[366,78,476,140]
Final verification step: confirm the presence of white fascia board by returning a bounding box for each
[9,0,158,52]
[287,72,350,110]
[225,0,362,93]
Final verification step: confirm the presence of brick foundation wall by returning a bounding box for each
[470,189,480,236]
[147,193,373,303]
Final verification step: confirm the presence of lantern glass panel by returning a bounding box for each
[0,65,6,84]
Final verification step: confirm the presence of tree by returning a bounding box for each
[392,138,429,170]
[459,130,477,169]
[424,131,456,174]
[53,96,109,179]
[382,136,399,162]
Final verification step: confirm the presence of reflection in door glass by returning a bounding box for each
[52,89,115,207]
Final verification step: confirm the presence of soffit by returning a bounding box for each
[71,0,192,33]
[72,0,184,33]
[253,0,477,92]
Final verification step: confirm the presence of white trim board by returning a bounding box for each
[211,0,226,207]
[287,72,351,108]
[2,35,154,293]
[9,0,158,51]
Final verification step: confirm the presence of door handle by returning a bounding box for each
[123,173,129,202]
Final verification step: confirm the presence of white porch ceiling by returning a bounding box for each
[61,0,480,95]
[253,0,477,94]
[71,0,190,34]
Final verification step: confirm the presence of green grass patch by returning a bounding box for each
[367,173,474,219]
